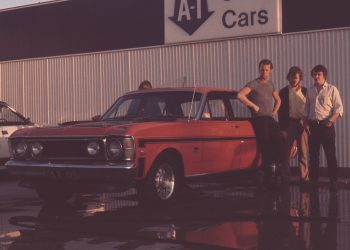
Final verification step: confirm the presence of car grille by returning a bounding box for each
[43,140,104,158]
[15,138,106,161]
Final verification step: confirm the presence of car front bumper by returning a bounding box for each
[5,160,137,186]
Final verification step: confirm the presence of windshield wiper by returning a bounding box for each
[136,114,184,121]
[103,116,138,121]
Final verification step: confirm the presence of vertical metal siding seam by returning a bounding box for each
[22,61,24,113]
[128,51,131,91]
[46,59,50,123]
[72,56,76,121]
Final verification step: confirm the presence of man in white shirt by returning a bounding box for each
[303,65,344,190]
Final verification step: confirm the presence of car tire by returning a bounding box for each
[138,156,183,206]
[36,185,73,204]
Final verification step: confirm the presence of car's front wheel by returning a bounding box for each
[138,157,183,205]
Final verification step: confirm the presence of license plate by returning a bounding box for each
[45,169,79,180]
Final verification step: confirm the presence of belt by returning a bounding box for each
[309,119,329,126]
[289,118,301,122]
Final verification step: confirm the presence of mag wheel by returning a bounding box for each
[138,157,183,206]
[152,161,176,200]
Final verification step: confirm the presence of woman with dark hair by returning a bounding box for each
[138,80,152,90]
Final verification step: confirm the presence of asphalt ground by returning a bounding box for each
[1,172,350,250]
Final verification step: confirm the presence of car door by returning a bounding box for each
[200,92,243,173]
[229,95,257,169]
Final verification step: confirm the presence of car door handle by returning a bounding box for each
[231,125,240,129]
[2,130,8,135]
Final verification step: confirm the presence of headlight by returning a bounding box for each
[87,141,100,156]
[30,142,43,156]
[13,142,28,158]
[107,139,123,159]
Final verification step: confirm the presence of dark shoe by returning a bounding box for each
[300,177,309,183]
[300,179,310,186]
[280,181,290,192]
[280,176,290,187]
[300,180,310,190]
[300,179,306,184]
[330,181,338,191]
[301,181,318,190]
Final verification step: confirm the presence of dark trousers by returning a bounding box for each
[309,122,337,182]
[252,116,289,181]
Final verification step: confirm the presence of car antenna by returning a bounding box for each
[188,83,196,122]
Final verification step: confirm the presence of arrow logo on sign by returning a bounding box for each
[169,0,214,35]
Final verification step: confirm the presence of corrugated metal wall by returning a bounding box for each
[0,27,349,168]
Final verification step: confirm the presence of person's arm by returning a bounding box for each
[277,89,283,120]
[272,90,281,117]
[326,113,340,127]
[237,87,259,113]
[302,92,310,133]
[327,87,344,126]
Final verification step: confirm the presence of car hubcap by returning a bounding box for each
[154,163,175,200]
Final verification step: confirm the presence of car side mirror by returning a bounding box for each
[92,115,101,121]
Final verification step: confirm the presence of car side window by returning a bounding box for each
[209,99,228,120]
[203,94,230,121]
[230,98,251,119]
[202,102,211,119]
[181,100,200,118]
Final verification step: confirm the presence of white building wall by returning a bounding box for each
[0,27,349,168]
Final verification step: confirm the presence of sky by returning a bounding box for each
[0,0,59,10]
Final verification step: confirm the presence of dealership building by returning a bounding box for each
[0,0,349,171]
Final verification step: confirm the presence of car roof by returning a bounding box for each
[126,86,235,95]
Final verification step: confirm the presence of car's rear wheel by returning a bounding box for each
[36,184,73,204]
[138,157,183,205]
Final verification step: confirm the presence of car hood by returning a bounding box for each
[9,120,182,138]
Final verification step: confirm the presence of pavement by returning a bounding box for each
[1,171,350,249]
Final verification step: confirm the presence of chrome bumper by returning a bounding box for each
[5,160,137,183]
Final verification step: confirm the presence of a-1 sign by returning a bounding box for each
[168,0,214,35]
[165,0,281,44]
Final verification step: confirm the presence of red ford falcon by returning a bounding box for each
[6,87,261,204]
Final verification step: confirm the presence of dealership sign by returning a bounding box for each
[165,0,282,44]
[0,0,65,10]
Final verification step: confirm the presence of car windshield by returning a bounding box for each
[0,103,28,125]
[101,91,203,121]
